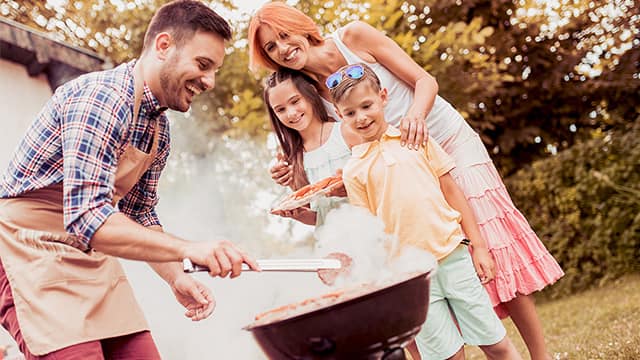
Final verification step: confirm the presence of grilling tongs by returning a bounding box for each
[182,258,342,273]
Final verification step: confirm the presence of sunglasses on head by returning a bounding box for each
[325,64,365,89]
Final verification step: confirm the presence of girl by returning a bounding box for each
[249,3,564,359]
[263,68,360,226]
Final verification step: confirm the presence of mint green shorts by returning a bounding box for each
[415,245,506,359]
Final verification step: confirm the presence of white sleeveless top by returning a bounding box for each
[329,29,465,144]
[323,29,491,167]
[303,122,351,225]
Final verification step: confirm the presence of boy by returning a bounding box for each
[329,63,522,360]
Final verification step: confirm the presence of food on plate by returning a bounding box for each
[272,174,343,211]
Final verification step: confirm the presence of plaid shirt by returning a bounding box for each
[0,61,171,249]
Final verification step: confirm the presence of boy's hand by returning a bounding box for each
[471,246,495,284]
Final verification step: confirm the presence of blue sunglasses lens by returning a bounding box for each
[326,73,342,89]
[325,65,365,89]
[345,65,364,80]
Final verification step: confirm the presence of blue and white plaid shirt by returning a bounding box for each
[0,61,171,248]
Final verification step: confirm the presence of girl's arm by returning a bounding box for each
[439,173,495,284]
[341,21,438,150]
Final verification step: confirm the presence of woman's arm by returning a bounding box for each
[341,21,438,149]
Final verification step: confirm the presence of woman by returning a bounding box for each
[248,3,564,360]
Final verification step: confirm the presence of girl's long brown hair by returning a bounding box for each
[263,69,334,190]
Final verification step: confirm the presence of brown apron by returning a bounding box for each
[0,63,157,355]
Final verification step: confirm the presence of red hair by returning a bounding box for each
[248,2,324,73]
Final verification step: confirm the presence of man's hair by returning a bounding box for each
[142,0,232,52]
[248,2,324,73]
[329,63,382,104]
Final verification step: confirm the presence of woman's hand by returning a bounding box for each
[170,273,216,321]
[270,153,293,186]
[471,246,495,284]
[399,108,428,150]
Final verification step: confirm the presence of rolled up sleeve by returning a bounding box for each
[59,84,128,248]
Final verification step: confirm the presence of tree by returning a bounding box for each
[4,0,638,174]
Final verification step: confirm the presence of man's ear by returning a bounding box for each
[154,32,173,60]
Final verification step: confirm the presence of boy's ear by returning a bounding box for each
[380,87,389,106]
[333,105,344,120]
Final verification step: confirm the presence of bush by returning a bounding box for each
[504,120,640,298]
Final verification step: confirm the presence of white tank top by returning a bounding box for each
[329,29,468,145]
[303,122,351,225]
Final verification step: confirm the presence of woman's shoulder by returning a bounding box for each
[341,21,376,43]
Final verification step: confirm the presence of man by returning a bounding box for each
[0,1,258,358]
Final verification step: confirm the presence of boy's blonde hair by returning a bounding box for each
[328,63,382,104]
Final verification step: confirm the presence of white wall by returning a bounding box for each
[0,58,51,358]
[0,58,52,172]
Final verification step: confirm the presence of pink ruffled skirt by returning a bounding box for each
[440,125,564,318]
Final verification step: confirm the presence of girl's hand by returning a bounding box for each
[471,246,495,284]
[270,153,293,186]
[325,169,347,197]
[325,181,347,197]
[270,206,317,225]
[399,109,428,150]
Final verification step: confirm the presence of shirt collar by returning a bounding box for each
[352,126,400,165]
[127,60,168,118]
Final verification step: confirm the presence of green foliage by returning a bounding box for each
[4,0,639,177]
[505,118,640,298]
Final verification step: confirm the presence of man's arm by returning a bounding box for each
[91,213,258,278]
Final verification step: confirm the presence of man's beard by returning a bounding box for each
[159,55,186,112]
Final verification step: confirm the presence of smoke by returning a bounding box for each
[0,110,437,359]
[314,204,437,288]
[120,114,329,359]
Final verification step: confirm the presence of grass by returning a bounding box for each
[465,273,640,359]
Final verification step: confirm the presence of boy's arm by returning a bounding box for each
[439,173,495,284]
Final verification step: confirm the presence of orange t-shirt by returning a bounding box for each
[343,126,464,260]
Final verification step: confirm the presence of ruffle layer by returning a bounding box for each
[451,161,564,312]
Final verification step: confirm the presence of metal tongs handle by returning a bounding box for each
[182,258,341,273]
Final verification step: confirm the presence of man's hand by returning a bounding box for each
[471,246,495,284]
[182,240,259,278]
[171,273,216,321]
